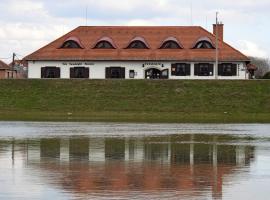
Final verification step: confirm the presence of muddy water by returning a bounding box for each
[0,122,270,200]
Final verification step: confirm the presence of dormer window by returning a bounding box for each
[161,41,181,49]
[193,37,215,49]
[126,37,149,49]
[95,41,114,49]
[60,37,84,49]
[61,40,81,48]
[93,37,117,49]
[160,37,182,49]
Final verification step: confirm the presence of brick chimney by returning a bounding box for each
[213,23,224,41]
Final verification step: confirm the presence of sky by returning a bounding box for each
[0,0,269,63]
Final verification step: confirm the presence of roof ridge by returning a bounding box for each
[77,25,202,28]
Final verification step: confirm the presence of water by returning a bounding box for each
[0,122,270,200]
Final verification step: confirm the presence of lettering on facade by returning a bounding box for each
[62,62,94,66]
[143,62,164,68]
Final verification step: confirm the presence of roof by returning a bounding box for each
[24,26,250,62]
[0,60,10,70]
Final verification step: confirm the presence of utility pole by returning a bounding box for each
[215,12,219,80]
[12,52,16,79]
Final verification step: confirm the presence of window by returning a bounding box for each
[94,41,115,49]
[160,41,181,49]
[41,67,60,78]
[194,41,214,49]
[171,63,191,76]
[61,40,81,49]
[218,63,237,76]
[193,37,215,49]
[129,70,135,78]
[105,67,125,79]
[70,67,89,78]
[194,63,214,76]
[161,69,169,79]
[127,41,148,49]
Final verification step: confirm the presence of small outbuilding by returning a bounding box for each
[0,60,13,79]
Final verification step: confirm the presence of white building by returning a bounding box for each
[25,24,254,79]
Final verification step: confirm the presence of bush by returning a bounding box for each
[263,72,270,79]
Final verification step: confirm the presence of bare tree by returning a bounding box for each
[249,57,270,78]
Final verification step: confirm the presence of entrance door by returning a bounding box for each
[145,68,168,79]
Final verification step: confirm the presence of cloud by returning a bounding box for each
[0,0,269,61]
[237,40,268,58]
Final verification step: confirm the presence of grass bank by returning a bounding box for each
[0,79,269,123]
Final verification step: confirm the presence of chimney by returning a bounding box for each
[213,23,224,41]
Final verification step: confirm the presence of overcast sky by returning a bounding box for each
[0,0,269,62]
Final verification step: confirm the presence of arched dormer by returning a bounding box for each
[192,37,215,49]
[93,37,117,49]
[159,37,183,49]
[60,37,84,49]
[126,37,150,49]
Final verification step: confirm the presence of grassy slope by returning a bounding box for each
[0,79,269,123]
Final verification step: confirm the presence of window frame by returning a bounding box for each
[60,40,82,49]
[171,63,191,76]
[126,40,149,49]
[41,67,60,79]
[218,63,237,76]
[194,41,215,49]
[94,41,115,49]
[105,67,125,79]
[194,63,214,76]
[70,67,89,79]
[160,41,182,49]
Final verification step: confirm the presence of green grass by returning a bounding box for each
[0,79,270,123]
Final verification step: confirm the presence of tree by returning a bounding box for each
[249,57,270,78]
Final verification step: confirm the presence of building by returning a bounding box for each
[25,24,255,79]
[0,60,15,79]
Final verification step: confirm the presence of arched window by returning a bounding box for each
[93,37,117,49]
[94,41,115,49]
[61,40,81,48]
[127,41,148,49]
[160,41,181,49]
[193,37,215,49]
[126,37,149,49]
[60,37,84,49]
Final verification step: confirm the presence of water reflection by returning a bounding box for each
[0,134,256,199]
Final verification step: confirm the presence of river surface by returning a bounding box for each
[0,122,270,200]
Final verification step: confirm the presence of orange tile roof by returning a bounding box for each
[0,60,10,69]
[24,26,249,62]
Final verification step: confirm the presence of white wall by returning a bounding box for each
[28,60,249,80]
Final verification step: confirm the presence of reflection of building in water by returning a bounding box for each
[0,135,255,199]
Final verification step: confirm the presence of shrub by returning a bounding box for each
[263,72,270,79]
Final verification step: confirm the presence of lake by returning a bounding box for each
[0,122,270,200]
